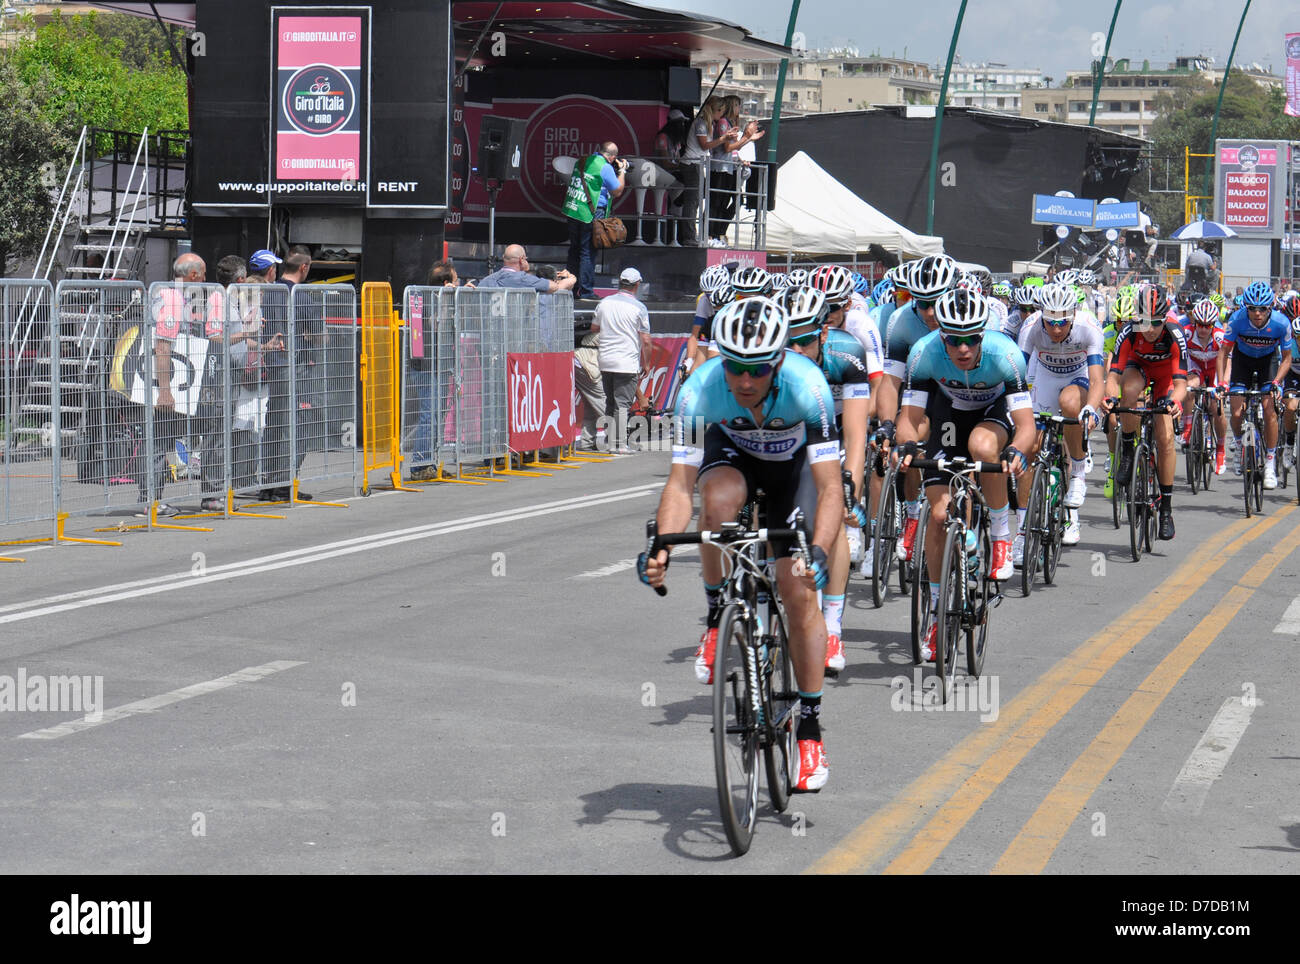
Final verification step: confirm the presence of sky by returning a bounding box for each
[644,0,1296,82]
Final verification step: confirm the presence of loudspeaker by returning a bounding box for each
[476,115,527,182]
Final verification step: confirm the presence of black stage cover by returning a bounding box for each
[774,108,1144,270]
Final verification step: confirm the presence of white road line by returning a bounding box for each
[16,660,306,740]
[1271,596,1300,634]
[573,559,639,579]
[0,483,661,626]
[1161,696,1258,816]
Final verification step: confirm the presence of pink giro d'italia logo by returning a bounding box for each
[283,65,355,136]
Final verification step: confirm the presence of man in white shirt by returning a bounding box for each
[592,267,651,453]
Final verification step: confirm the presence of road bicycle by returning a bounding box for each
[1184,386,1217,494]
[908,457,1005,700]
[645,508,806,857]
[1228,387,1273,518]
[1112,406,1162,561]
[1020,413,1077,596]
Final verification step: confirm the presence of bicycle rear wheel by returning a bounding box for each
[713,603,759,856]
[1021,466,1046,596]
[935,525,965,702]
[762,602,796,814]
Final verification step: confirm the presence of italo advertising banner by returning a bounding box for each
[271,8,369,202]
[1214,139,1287,238]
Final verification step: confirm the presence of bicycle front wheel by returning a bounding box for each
[966,524,992,677]
[1186,414,1202,495]
[713,604,759,856]
[1042,470,1065,585]
[1128,442,1147,562]
[762,602,797,814]
[1021,466,1046,596]
[936,525,965,702]
[909,500,932,665]
[1242,439,1254,518]
[871,472,898,608]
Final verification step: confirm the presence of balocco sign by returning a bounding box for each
[1216,140,1284,237]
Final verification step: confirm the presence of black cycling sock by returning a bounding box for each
[797,694,822,742]
[1121,431,1136,445]
[1160,484,1173,511]
[704,583,723,627]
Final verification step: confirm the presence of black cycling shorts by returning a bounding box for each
[697,424,819,558]
[921,392,1014,489]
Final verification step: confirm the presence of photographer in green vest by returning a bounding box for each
[563,141,627,298]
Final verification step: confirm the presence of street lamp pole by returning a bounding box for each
[926,0,969,235]
[1088,0,1124,126]
[767,0,803,163]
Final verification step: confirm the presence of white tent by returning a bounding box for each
[764,151,945,258]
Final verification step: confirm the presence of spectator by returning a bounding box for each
[197,255,254,509]
[479,244,576,293]
[278,249,324,489]
[137,252,206,516]
[654,109,692,244]
[574,322,605,451]
[1184,241,1216,293]
[244,248,300,502]
[592,267,651,453]
[561,142,627,298]
[408,260,462,481]
[709,95,763,245]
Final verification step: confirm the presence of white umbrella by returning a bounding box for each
[1170,220,1238,240]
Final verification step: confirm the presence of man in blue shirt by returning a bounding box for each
[478,245,576,293]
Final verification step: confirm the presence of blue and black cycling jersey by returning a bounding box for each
[807,328,872,418]
[883,302,932,378]
[901,329,1032,413]
[1222,307,1294,359]
[672,351,840,466]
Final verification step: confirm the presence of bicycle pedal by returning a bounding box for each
[989,592,1005,609]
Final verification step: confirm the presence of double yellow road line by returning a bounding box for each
[809,504,1299,875]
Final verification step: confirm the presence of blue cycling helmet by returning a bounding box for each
[851,272,871,295]
[1241,281,1274,308]
[872,278,895,303]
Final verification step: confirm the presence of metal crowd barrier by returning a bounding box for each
[360,282,400,493]
[0,277,362,548]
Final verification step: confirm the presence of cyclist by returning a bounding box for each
[781,285,872,675]
[1181,298,1229,475]
[1108,283,1188,539]
[731,265,773,299]
[1277,291,1300,466]
[1012,282,1104,559]
[639,297,842,792]
[881,255,957,564]
[896,288,1035,660]
[1216,280,1293,487]
[688,265,731,369]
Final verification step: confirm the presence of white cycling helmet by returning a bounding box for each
[1037,282,1078,321]
[785,267,810,287]
[934,288,988,336]
[1054,268,1080,287]
[770,272,792,292]
[908,255,957,300]
[707,284,735,309]
[777,285,828,332]
[1015,285,1039,308]
[711,297,789,364]
[886,263,912,292]
[700,264,731,293]
[809,264,855,306]
[1076,268,1099,287]
[731,265,772,296]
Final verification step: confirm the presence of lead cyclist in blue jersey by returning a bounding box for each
[639,297,844,793]
[897,288,1036,661]
[1216,280,1294,487]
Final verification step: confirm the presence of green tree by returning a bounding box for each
[9,11,187,139]
[0,57,71,275]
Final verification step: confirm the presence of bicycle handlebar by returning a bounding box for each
[908,457,1006,474]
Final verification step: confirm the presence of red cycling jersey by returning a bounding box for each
[1181,323,1225,386]
[1111,321,1189,400]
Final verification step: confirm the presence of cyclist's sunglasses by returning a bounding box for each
[913,298,937,310]
[723,358,776,377]
[1042,314,1073,327]
[1246,305,1271,313]
[942,333,983,348]
[788,326,820,346]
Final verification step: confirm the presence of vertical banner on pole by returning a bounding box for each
[1286,33,1300,117]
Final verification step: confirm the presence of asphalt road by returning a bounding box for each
[0,448,1297,875]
